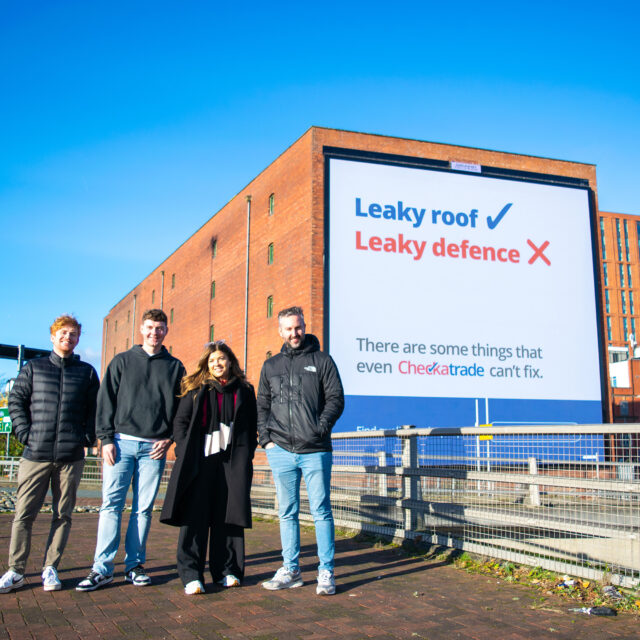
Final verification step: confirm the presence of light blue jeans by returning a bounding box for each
[266,444,334,573]
[92,439,165,576]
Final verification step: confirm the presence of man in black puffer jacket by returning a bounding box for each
[1,315,99,594]
[258,306,344,596]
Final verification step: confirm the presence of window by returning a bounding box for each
[616,219,623,261]
[212,238,218,258]
[628,265,633,288]
[632,317,637,339]
[126,338,129,349]
[268,193,275,216]
[267,243,274,265]
[631,292,635,316]
[127,310,130,323]
[621,291,627,315]
[605,290,610,313]
[603,263,609,287]
[607,316,612,341]
[115,320,118,332]
[211,280,216,299]
[623,317,629,339]
[600,218,607,260]
[266,295,273,318]
[113,347,116,356]
[209,324,215,342]
[152,289,155,304]
[170,308,174,324]
[619,263,625,288]
[624,220,631,262]
[266,351,272,359]
[171,273,176,289]
[169,346,173,354]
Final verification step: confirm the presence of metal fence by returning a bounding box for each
[2,424,639,587]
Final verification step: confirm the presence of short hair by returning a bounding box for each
[278,306,305,324]
[50,314,81,335]
[141,309,167,324]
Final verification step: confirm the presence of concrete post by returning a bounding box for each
[401,433,419,531]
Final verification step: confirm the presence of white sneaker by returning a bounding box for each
[262,566,303,590]
[218,574,240,587]
[42,566,61,592]
[316,569,335,595]
[0,570,25,594]
[184,580,204,595]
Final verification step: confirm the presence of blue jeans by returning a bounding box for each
[92,439,165,576]
[266,444,334,573]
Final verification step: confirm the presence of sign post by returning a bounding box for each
[1,407,11,457]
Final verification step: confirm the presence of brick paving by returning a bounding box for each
[0,512,637,639]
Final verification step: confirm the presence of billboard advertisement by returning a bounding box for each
[326,152,604,430]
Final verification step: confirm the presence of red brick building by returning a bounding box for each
[102,127,628,422]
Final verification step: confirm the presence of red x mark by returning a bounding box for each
[527,239,550,266]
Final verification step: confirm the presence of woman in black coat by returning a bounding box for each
[160,341,257,595]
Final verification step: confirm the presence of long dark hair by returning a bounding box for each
[179,341,245,397]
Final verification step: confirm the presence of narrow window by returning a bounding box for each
[267,243,274,265]
[600,218,607,261]
[169,346,173,354]
[170,308,174,324]
[627,265,633,288]
[115,320,118,332]
[619,263,625,288]
[268,193,275,216]
[632,318,637,339]
[631,292,635,316]
[152,289,155,304]
[616,219,623,261]
[113,347,116,356]
[211,280,216,299]
[606,316,612,341]
[621,291,627,315]
[126,338,129,349]
[603,263,609,287]
[624,220,630,262]
[209,324,215,342]
[605,290,610,313]
[623,316,629,340]
[171,273,176,289]
[266,295,273,318]
[212,238,218,258]
[266,351,272,359]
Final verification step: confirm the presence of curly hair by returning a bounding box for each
[50,314,81,335]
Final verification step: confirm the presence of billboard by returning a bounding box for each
[326,151,604,430]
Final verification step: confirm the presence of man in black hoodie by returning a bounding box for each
[1,315,98,594]
[77,309,185,592]
[258,306,344,596]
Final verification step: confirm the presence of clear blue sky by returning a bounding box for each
[2,0,639,382]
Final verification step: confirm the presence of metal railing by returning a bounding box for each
[2,424,639,587]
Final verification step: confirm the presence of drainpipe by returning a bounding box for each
[160,271,165,310]
[102,319,108,376]
[244,195,251,371]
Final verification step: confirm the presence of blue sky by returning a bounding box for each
[1,0,639,382]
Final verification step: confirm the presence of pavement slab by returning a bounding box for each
[0,513,638,639]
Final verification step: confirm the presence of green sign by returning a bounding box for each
[0,407,11,434]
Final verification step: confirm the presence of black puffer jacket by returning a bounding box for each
[8,352,99,462]
[257,334,344,453]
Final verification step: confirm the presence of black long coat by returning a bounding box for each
[160,382,257,528]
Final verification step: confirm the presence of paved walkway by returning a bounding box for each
[0,513,637,639]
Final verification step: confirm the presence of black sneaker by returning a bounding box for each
[125,565,151,587]
[76,570,113,592]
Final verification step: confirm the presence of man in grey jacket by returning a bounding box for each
[258,306,344,595]
[1,315,98,594]
[77,309,184,591]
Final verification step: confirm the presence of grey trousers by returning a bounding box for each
[8,458,84,574]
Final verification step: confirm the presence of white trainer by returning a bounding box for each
[42,566,61,592]
[262,566,303,590]
[316,569,336,595]
[0,570,25,594]
[218,574,240,587]
[184,580,204,595]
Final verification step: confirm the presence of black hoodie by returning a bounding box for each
[257,334,344,453]
[96,345,185,444]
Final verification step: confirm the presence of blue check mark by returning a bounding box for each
[487,203,512,229]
